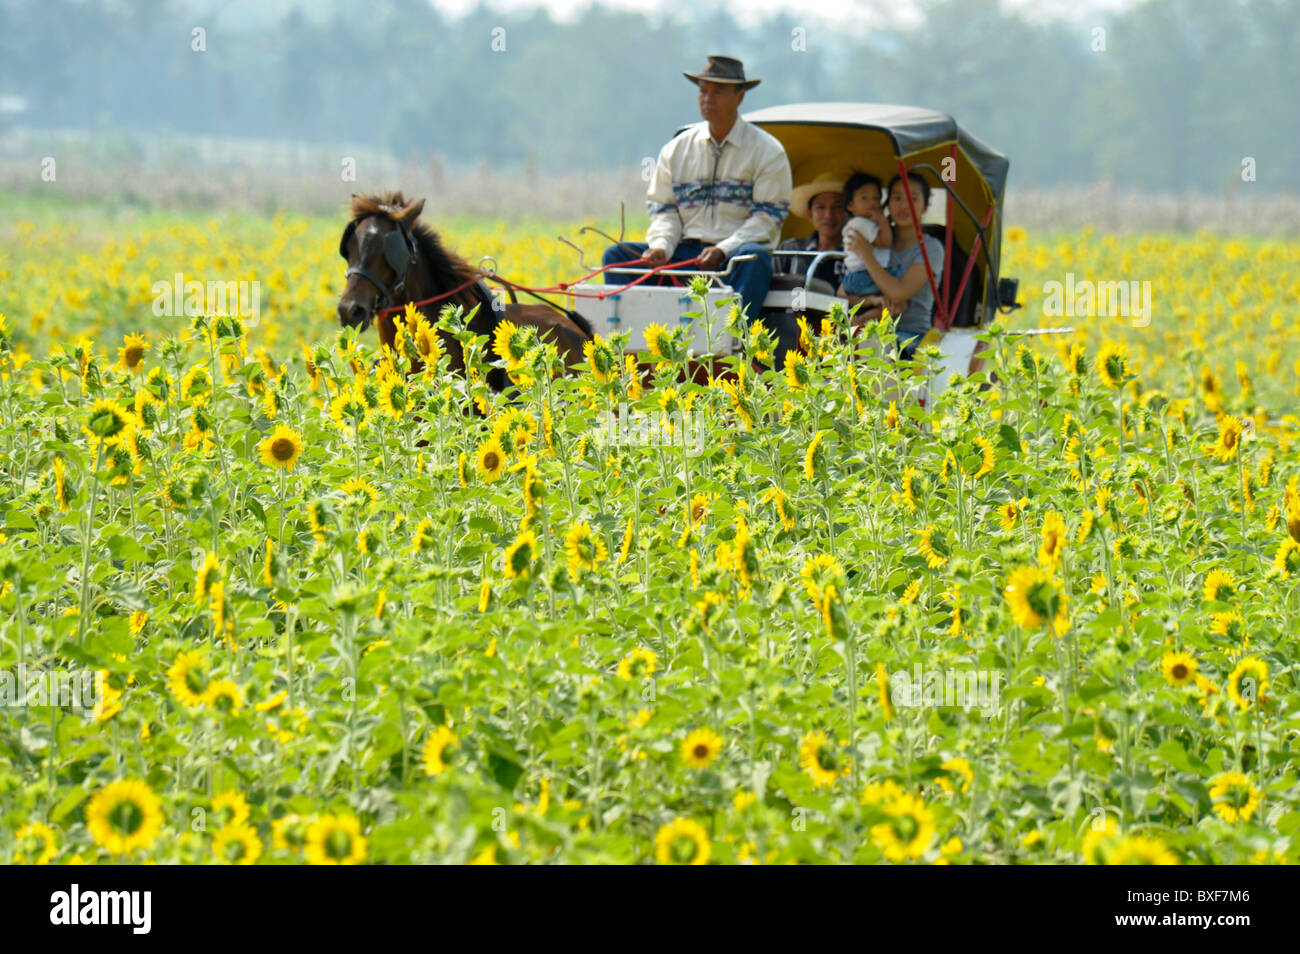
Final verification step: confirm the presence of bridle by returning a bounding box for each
[339,213,419,310]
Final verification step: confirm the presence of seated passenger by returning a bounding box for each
[843,170,944,361]
[776,173,847,293]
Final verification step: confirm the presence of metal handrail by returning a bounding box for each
[602,253,759,285]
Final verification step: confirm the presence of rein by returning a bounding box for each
[374,255,705,319]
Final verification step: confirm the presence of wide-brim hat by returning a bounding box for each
[791,173,848,220]
[684,55,760,91]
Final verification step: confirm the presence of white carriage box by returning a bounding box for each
[564,282,847,355]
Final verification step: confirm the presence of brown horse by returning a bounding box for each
[337,192,592,390]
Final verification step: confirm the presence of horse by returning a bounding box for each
[336,192,593,391]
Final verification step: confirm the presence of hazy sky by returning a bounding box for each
[425,0,1138,30]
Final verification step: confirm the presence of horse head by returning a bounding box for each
[337,194,426,332]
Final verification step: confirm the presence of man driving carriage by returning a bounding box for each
[601,56,796,360]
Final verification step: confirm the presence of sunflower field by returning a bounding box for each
[1,207,1299,866]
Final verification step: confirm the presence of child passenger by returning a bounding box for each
[837,172,897,297]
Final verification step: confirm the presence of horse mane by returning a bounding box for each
[348,191,478,294]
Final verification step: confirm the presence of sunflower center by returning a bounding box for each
[89,409,125,438]
[484,451,501,471]
[109,799,144,836]
[1171,663,1188,680]
[270,437,296,461]
[325,830,353,860]
[692,743,710,760]
[224,837,248,862]
[670,834,699,863]
[1026,579,1059,618]
[816,745,838,772]
[185,668,208,694]
[124,346,144,368]
[893,814,919,842]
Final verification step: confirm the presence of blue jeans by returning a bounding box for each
[842,269,882,297]
[601,240,774,327]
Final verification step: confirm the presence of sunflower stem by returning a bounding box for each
[76,440,105,648]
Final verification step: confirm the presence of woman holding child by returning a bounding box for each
[843,169,945,361]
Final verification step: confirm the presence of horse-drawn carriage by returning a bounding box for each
[559,102,1026,395]
[339,103,1052,396]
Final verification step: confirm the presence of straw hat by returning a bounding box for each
[790,173,847,220]
[683,55,761,91]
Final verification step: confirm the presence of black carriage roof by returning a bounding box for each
[742,102,1010,202]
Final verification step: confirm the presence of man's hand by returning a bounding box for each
[644,246,668,267]
[698,246,726,270]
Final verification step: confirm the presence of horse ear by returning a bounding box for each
[395,198,425,225]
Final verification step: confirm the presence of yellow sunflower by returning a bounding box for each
[917,524,947,569]
[654,817,710,865]
[784,349,810,390]
[1160,651,1197,687]
[84,398,133,443]
[85,778,164,855]
[1208,771,1261,824]
[502,528,538,580]
[1038,510,1067,570]
[1227,657,1268,710]
[213,823,263,865]
[803,430,828,481]
[476,437,506,483]
[1004,565,1069,636]
[799,730,849,788]
[876,662,894,722]
[377,374,410,419]
[212,789,251,827]
[194,551,221,604]
[870,793,936,861]
[564,520,608,581]
[999,497,1026,532]
[166,649,210,709]
[205,679,243,714]
[115,332,148,373]
[52,456,72,512]
[422,725,458,776]
[13,822,57,865]
[1209,415,1243,463]
[936,758,974,795]
[258,423,303,470]
[272,814,311,854]
[304,814,367,865]
[969,435,995,479]
[1201,569,1236,602]
[1081,815,1120,864]
[681,728,723,769]
[1108,835,1178,865]
[1274,538,1300,578]
[1096,340,1128,389]
[617,647,658,681]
